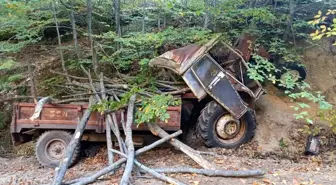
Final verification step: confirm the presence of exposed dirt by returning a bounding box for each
[303,41,336,106]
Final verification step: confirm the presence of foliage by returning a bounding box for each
[0,58,24,91]
[92,87,181,126]
[92,87,141,113]
[247,52,333,134]
[309,10,336,43]
[0,1,53,52]
[98,27,213,71]
[319,109,336,134]
[135,94,180,125]
[0,111,11,129]
[247,55,278,83]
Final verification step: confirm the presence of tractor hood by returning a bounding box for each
[149,35,221,75]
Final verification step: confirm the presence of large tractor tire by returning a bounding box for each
[197,101,256,148]
[274,62,307,90]
[35,130,80,167]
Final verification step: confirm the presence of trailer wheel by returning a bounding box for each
[197,101,256,148]
[35,131,80,167]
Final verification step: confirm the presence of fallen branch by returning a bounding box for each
[152,167,265,177]
[54,98,89,104]
[52,97,96,185]
[147,123,217,170]
[134,160,186,185]
[50,70,88,80]
[100,73,114,167]
[30,97,52,120]
[66,130,183,185]
[120,94,136,185]
[163,87,190,95]
[108,149,186,185]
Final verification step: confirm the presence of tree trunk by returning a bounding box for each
[203,0,210,29]
[283,0,296,41]
[70,1,80,58]
[114,0,121,48]
[27,58,37,104]
[87,0,98,73]
[51,2,70,83]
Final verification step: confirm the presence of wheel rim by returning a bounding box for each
[280,70,300,82]
[45,139,66,161]
[215,114,246,144]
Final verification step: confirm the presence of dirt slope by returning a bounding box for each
[303,41,336,105]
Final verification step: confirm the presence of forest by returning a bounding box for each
[0,0,336,185]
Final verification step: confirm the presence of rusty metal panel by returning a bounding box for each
[13,103,101,133]
[182,69,207,100]
[149,35,221,75]
[12,103,181,134]
[191,55,247,119]
[236,34,271,61]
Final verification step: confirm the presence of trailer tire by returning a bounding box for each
[35,131,80,168]
[197,101,256,148]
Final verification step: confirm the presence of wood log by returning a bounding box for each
[152,167,265,177]
[66,130,182,185]
[162,87,190,95]
[100,73,114,167]
[134,160,186,185]
[147,123,217,170]
[52,97,96,185]
[30,97,52,120]
[120,95,136,185]
[108,149,186,185]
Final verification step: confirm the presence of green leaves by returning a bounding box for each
[135,94,181,125]
[247,55,276,82]
[309,10,336,41]
[0,59,16,70]
[99,27,212,72]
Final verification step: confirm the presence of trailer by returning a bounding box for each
[10,102,182,167]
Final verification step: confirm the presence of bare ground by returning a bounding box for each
[0,146,335,185]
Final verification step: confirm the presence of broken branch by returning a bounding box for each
[120,94,136,185]
[67,130,183,185]
[147,123,217,170]
[152,167,265,177]
[30,97,52,120]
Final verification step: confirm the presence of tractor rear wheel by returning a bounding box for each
[196,101,256,148]
[35,131,80,167]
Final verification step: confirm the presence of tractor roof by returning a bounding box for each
[149,35,221,75]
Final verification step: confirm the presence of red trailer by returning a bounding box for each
[10,102,182,167]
